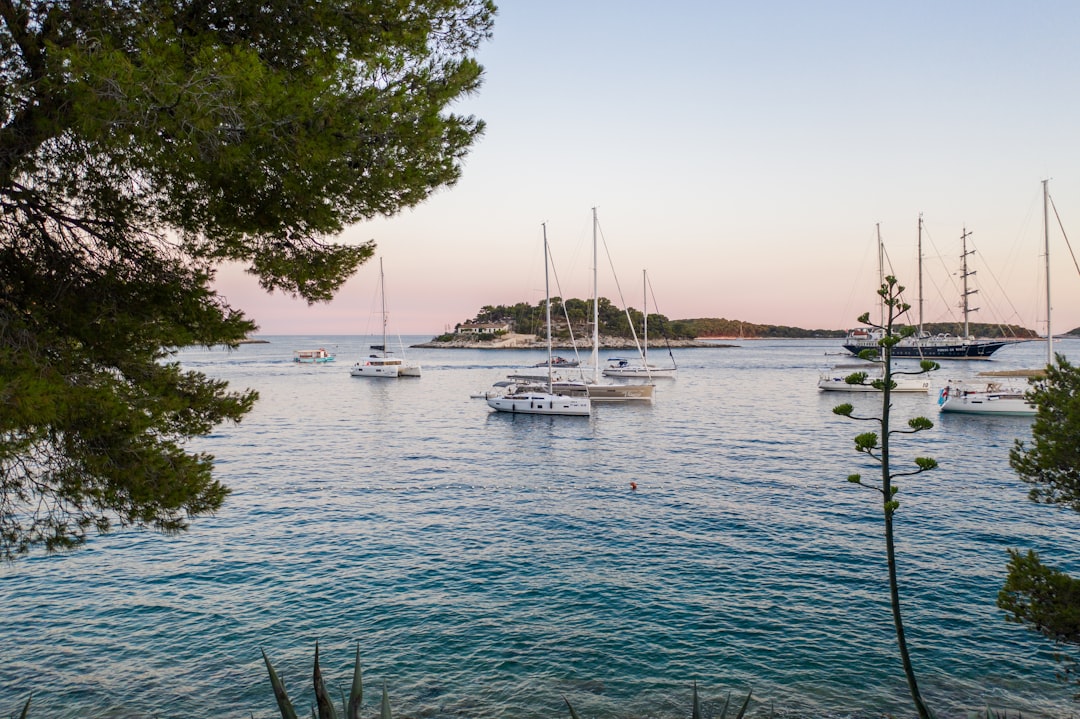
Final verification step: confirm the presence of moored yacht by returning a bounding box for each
[486,224,591,417]
[350,258,421,379]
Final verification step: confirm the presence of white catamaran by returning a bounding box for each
[351,258,421,379]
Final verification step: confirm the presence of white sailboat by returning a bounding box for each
[350,258,421,378]
[486,225,591,416]
[603,270,678,378]
[571,208,655,401]
[498,210,656,401]
[939,180,1056,416]
[937,379,1035,415]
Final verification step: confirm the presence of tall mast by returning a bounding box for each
[917,214,924,335]
[960,227,978,338]
[380,257,387,357]
[1044,179,1053,364]
[643,269,648,365]
[543,223,553,393]
[876,223,884,328]
[592,207,600,383]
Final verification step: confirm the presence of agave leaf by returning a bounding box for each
[18,694,31,719]
[380,680,392,719]
[733,688,753,719]
[313,642,338,719]
[692,682,701,719]
[347,643,363,719]
[563,695,582,719]
[718,691,731,719]
[261,649,300,719]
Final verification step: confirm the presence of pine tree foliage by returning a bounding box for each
[999,549,1080,690]
[1000,355,1080,691]
[0,0,495,560]
[1009,355,1080,510]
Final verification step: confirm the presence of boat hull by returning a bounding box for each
[544,380,656,402]
[603,366,677,378]
[843,337,1026,359]
[486,393,591,416]
[350,360,421,378]
[939,394,1035,415]
[937,384,1035,415]
[817,376,930,392]
[585,383,655,401]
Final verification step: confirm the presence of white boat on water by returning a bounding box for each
[352,351,421,378]
[817,363,931,393]
[294,348,335,363]
[604,357,677,378]
[351,258,421,379]
[486,388,592,416]
[498,209,655,403]
[602,270,677,378]
[572,208,655,401]
[534,356,578,368]
[937,380,1034,415]
[939,179,1057,417]
[486,225,590,416]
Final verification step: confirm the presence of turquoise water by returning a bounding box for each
[3,337,1079,718]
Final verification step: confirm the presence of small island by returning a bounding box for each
[413,297,1042,349]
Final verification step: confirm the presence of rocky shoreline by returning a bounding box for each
[410,332,731,349]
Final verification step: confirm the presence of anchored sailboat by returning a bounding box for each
[486,225,591,416]
[603,270,678,378]
[350,258,421,378]
[574,208,656,400]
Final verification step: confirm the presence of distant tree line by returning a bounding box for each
[680,318,847,339]
[446,302,1043,342]
[913,322,1038,339]
[459,298,693,340]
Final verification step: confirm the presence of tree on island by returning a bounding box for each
[999,355,1080,691]
[0,1,495,561]
[832,276,939,719]
[455,297,696,341]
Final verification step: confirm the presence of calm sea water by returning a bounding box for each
[3,336,1079,719]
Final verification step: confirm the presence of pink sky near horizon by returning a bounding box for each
[214,1,1080,338]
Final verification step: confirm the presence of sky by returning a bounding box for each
[214,1,1080,337]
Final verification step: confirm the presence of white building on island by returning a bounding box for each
[456,321,512,335]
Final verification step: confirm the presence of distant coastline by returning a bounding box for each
[411,332,731,349]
